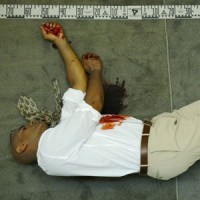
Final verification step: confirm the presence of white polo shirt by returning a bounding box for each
[37,88,143,177]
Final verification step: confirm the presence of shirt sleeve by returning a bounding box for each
[37,100,102,175]
[60,88,86,121]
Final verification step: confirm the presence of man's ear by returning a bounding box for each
[16,143,28,154]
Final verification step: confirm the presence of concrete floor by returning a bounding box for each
[1,0,200,199]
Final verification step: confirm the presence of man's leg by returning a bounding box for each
[82,53,104,113]
[41,22,87,92]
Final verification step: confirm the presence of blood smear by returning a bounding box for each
[99,115,127,130]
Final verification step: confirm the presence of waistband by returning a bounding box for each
[140,120,152,175]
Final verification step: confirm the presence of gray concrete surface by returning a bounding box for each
[1,0,200,200]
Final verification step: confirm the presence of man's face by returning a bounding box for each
[12,120,48,144]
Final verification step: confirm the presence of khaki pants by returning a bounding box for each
[147,100,200,180]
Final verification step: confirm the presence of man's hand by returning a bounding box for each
[82,53,102,74]
[40,22,66,43]
[40,22,87,92]
[83,53,104,112]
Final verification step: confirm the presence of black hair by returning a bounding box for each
[102,78,127,115]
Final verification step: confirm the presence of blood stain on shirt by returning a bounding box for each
[99,115,128,130]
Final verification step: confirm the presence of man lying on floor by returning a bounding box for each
[10,22,200,180]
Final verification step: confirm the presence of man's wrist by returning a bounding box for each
[89,69,102,75]
[53,38,69,47]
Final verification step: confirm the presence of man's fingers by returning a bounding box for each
[89,53,100,60]
[82,53,99,61]
[40,26,47,37]
[82,53,89,60]
[41,21,65,40]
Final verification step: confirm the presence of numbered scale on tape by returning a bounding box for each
[1,4,200,19]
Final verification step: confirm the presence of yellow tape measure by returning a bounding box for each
[0,4,199,20]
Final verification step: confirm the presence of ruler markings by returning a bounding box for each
[1,5,200,19]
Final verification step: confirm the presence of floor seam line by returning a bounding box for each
[176,177,179,200]
[165,18,179,200]
[164,19,173,112]
[163,0,178,199]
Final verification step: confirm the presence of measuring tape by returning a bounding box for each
[0,4,200,20]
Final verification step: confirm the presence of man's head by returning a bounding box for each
[10,120,48,164]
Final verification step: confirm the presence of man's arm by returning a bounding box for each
[82,53,104,113]
[41,22,87,92]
